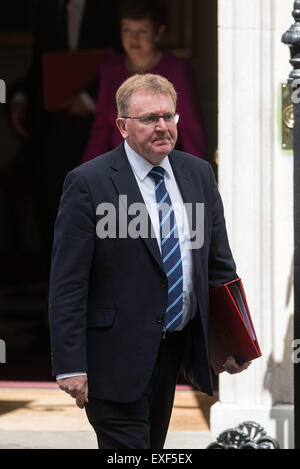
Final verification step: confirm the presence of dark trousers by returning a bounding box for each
[85,329,187,449]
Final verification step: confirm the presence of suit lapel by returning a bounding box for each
[110,144,164,273]
[168,151,199,208]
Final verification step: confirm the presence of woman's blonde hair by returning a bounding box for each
[116,74,177,117]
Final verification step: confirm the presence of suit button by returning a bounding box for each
[162,281,167,288]
[156,316,164,324]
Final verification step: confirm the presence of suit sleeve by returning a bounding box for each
[207,164,238,287]
[49,171,95,376]
[10,2,48,102]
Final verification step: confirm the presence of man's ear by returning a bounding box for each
[116,117,128,139]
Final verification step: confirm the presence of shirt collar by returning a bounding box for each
[124,141,172,182]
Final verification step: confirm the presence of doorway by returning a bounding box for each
[0,0,218,384]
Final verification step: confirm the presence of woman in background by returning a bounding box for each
[83,0,207,162]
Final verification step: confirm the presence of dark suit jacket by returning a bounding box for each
[11,0,121,260]
[49,142,237,402]
[14,0,121,168]
[20,0,121,103]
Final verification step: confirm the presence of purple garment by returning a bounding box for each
[83,51,207,162]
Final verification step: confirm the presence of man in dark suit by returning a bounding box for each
[10,0,120,273]
[49,73,251,449]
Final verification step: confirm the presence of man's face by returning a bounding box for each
[116,90,178,165]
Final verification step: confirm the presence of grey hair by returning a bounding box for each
[116,73,177,116]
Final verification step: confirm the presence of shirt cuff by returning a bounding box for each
[56,372,87,380]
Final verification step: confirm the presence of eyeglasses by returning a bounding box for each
[121,112,180,127]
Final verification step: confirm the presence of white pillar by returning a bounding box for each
[210,0,294,449]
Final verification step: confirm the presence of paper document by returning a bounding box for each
[229,284,256,341]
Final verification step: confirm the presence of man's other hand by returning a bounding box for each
[223,356,252,374]
[57,375,88,409]
[60,94,91,116]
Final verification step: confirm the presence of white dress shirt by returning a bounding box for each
[57,141,197,380]
[64,0,95,111]
[65,0,86,51]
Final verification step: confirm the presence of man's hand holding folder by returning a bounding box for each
[222,355,252,375]
[43,49,112,111]
[209,278,262,374]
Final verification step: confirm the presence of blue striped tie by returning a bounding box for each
[149,166,183,332]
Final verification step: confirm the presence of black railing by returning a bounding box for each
[207,422,280,449]
[282,0,300,450]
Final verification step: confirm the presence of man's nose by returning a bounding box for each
[155,117,168,130]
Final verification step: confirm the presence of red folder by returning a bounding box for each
[43,49,113,111]
[209,278,261,374]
